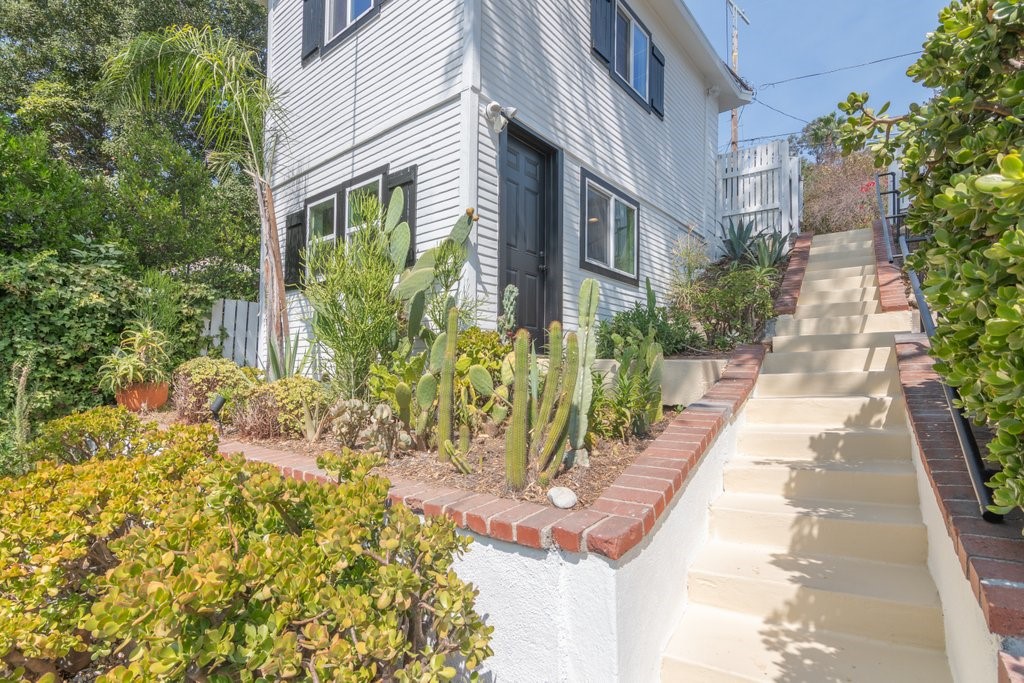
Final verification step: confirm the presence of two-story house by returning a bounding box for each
[266,0,751,348]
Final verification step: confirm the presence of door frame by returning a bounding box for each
[498,121,564,335]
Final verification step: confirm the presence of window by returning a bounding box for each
[613,3,649,98]
[582,173,639,282]
[344,175,383,234]
[326,0,375,42]
[306,196,336,277]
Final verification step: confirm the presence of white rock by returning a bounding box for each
[547,486,578,509]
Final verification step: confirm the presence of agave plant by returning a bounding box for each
[745,230,788,269]
[719,218,758,263]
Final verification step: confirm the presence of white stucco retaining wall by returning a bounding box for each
[452,410,745,681]
[909,438,1001,683]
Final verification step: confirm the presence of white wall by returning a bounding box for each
[474,0,722,326]
[453,411,743,681]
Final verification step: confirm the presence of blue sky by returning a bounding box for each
[686,0,949,150]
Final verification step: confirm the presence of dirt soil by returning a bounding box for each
[150,406,678,511]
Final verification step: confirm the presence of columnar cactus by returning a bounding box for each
[534,322,562,447]
[569,279,600,459]
[537,333,580,483]
[506,329,530,491]
[395,381,412,430]
[436,306,459,461]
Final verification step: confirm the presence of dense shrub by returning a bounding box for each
[172,356,251,423]
[234,376,330,438]
[0,250,135,421]
[801,152,879,234]
[839,0,1024,519]
[0,423,217,680]
[0,415,491,680]
[25,406,158,465]
[684,266,777,350]
[597,279,701,358]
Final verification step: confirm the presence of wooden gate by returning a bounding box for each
[203,298,260,367]
[718,139,802,241]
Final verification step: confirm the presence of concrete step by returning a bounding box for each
[710,492,927,565]
[796,285,879,305]
[745,395,906,429]
[809,238,875,255]
[724,456,918,505]
[809,228,873,245]
[738,424,912,462]
[805,251,875,272]
[661,604,952,682]
[799,274,879,292]
[754,369,897,397]
[795,300,882,318]
[775,311,913,337]
[772,331,902,352]
[761,347,894,374]
[802,263,877,281]
[687,541,944,648]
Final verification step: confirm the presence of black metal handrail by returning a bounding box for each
[875,173,1002,523]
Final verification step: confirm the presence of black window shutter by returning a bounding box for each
[590,0,614,64]
[387,165,417,266]
[284,211,306,289]
[650,44,665,117]
[302,0,324,61]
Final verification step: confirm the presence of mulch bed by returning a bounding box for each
[150,405,678,511]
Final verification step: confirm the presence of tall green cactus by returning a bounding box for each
[538,333,580,483]
[506,329,530,491]
[569,279,600,457]
[395,381,412,430]
[437,306,459,460]
[534,322,562,444]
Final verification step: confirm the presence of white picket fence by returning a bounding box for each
[718,139,802,241]
[203,298,261,367]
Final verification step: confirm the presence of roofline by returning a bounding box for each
[653,0,753,112]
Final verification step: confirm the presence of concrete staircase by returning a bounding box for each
[661,228,953,682]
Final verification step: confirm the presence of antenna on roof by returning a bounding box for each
[727,0,750,153]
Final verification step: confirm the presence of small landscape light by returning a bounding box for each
[210,394,226,433]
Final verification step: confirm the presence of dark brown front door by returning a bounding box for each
[501,130,559,342]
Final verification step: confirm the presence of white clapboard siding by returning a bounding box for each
[203,298,260,367]
[719,139,802,241]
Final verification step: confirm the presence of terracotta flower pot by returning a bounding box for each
[115,382,169,412]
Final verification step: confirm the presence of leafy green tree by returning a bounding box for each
[791,112,843,163]
[104,25,289,358]
[839,0,1024,520]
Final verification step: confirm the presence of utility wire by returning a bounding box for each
[752,97,809,124]
[719,130,802,151]
[759,50,923,88]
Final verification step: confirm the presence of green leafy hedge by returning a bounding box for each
[840,0,1024,519]
[0,410,491,681]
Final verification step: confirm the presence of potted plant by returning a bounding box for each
[98,324,171,411]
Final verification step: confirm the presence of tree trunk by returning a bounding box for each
[256,176,289,362]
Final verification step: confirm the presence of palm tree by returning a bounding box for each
[104,25,289,362]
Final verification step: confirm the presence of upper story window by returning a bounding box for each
[580,170,639,284]
[614,5,650,99]
[327,0,375,42]
[590,0,665,117]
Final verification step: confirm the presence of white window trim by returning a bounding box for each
[584,179,639,278]
[325,0,376,43]
[614,2,650,100]
[306,195,337,278]
[343,175,384,237]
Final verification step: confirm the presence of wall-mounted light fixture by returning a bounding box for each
[484,100,519,134]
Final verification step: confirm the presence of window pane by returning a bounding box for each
[586,187,611,267]
[613,201,636,274]
[347,178,381,230]
[350,0,372,21]
[632,24,649,96]
[329,0,348,37]
[614,10,630,80]
[309,201,334,240]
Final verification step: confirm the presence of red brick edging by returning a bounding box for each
[872,218,911,312]
[894,333,1024,641]
[234,344,766,562]
[1000,650,1024,683]
[774,233,812,315]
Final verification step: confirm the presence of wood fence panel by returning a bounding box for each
[203,298,260,368]
[718,139,802,242]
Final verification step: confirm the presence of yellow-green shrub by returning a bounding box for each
[24,406,158,465]
[235,376,329,438]
[171,356,250,423]
[0,423,217,680]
